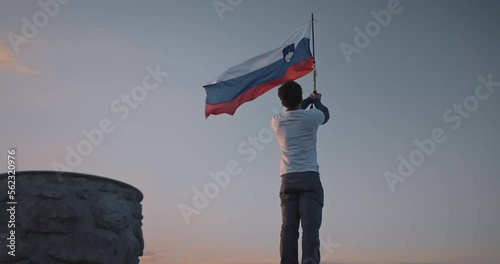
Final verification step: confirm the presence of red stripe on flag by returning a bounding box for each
[205,57,314,118]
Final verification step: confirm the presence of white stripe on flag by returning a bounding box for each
[207,21,312,84]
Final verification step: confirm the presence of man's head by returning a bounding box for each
[278,80,302,109]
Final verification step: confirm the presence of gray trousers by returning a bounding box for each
[279,171,324,264]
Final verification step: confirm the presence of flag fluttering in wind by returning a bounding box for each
[203,21,314,118]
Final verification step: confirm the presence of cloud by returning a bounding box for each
[0,43,37,74]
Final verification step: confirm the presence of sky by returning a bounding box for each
[1,0,499,263]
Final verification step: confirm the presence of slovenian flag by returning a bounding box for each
[203,21,314,118]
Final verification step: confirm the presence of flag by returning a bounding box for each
[203,21,313,118]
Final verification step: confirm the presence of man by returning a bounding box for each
[271,80,330,264]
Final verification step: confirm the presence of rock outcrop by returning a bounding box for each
[0,171,144,264]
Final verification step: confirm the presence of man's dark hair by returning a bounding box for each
[278,80,303,108]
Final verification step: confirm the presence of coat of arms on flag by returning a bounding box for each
[282,43,295,63]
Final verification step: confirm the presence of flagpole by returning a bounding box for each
[312,13,317,93]
[310,13,317,109]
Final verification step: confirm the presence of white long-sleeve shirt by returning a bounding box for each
[271,108,325,176]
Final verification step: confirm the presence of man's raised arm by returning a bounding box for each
[312,94,330,124]
[301,96,314,109]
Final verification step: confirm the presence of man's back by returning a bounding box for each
[272,109,325,176]
[271,80,329,264]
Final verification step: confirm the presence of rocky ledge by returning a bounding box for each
[0,171,144,264]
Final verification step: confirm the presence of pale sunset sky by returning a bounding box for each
[1,1,499,263]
